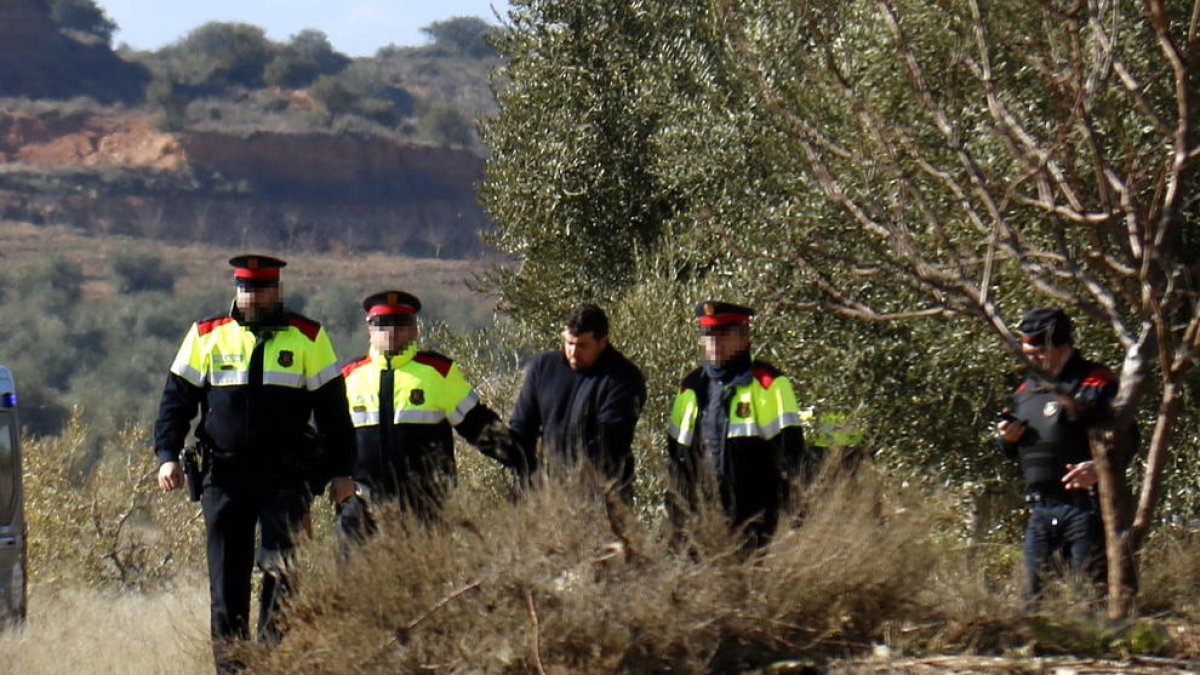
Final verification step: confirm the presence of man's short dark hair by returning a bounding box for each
[564,303,609,338]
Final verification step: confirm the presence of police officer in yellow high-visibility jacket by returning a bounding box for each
[340,291,523,528]
[153,255,355,673]
[667,301,808,546]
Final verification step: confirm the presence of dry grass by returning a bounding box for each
[0,581,211,675]
[10,447,1200,673]
[237,466,957,673]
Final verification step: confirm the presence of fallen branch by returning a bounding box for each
[526,589,547,675]
[403,579,482,634]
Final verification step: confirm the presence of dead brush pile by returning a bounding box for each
[242,466,955,673]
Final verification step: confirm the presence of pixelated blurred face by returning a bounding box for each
[701,324,750,367]
[236,282,281,324]
[562,330,608,371]
[1021,338,1072,376]
[369,316,418,354]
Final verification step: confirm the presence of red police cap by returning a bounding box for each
[229,254,286,282]
[694,300,755,329]
[362,290,421,317]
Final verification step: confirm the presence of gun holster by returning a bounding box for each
[181,443,207,502]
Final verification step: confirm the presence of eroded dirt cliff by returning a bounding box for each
[0,109,491,258]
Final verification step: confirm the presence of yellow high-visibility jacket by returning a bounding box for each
[341,344,521,504]
[153,309,354,481]
[667,358,807,538]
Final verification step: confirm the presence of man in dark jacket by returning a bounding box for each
[510,303,646,502]
[996,307,1132,597]
[666,301,808,547]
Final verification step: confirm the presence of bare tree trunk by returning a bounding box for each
[1091,427,1137,620]
[1132,383,1184,549]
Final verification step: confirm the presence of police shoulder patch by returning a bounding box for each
[197,315,235,336]
[414,351,454,377]
[286,312,323,341]
[751,362,781,389]
[1080,366,1116,389]
[341,355,372,378]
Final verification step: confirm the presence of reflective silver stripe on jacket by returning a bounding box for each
[350,409,380,426]
[726,421,763,439]
[394,409,447,424]
[447,391,480,426]
[209,370,250,386]
[760,411,802,440]
[170,361,205,387]
[308,362,342,390]
[668,422,694,446]
[262,371,306,388]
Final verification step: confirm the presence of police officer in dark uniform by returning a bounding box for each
[509,303,646,503]
[340,291,524,531]
[154,255,355,672]
[996,308,1130,597]
[666,301,808,547]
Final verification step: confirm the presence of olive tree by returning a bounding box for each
[481,1,694,328]
[484,0,1198,620]
[707,0,1199,618]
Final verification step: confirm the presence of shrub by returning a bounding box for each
[170,22,274,88]
[240,466,959,672]
[419,99,474,147]
[112,250,175,294]
[23,419,206,591]
[309,74,360,123]
[49,0,117,44]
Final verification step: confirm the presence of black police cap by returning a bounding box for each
[1018,307,1072,346]
[229,254,286,284]
[362,290,421,317]
[694,300,756,329]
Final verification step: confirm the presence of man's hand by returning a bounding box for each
[329,476,355,505]
[996,418,1025,444]
[157,461,183,492]
[1062,461,1098,491]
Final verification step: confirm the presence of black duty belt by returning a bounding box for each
[1025,486,1095,509]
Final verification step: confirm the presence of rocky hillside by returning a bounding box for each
[0,0,147,101]
[0,109,490,257]
[0,0,495,258]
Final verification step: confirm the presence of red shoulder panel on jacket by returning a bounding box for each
[414,351,453,377]
[752,362,781,389]
[341,355,372,378]
[197,316,235,336]
[1082,366,1116,389]
[287,314,322,341]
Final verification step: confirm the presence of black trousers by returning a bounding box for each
[1023,499,1104,598]
[201,466,310,669]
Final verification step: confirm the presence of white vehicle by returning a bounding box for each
[0,366,26,624]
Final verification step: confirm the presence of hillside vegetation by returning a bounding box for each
[0,222,498,441]
[1,1,500,258]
